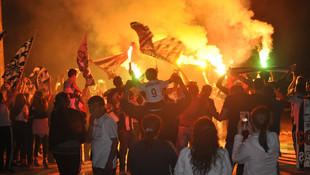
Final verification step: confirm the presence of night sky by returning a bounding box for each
[250,0,310,78]
[2,0,310,89]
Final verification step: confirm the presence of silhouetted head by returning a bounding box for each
[251,105,271,152]
[230,84,244,95]
[145,68,157,81]
[141,114,162,149]
[68,69,77,78]
[201,85,212,97]
[187,82,199,97]
[88,95,106,118]
[296,76,307,93]
[253,78,264,92]
[113,76,123,88]
[54,92,70,109]
[260,71,270,83]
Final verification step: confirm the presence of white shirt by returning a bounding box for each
[174,147,232,175]
[137,80,169,103]
[15,105,28,123]
[0,103,11,127]
[232,132,279,175]
[91,114,118,169]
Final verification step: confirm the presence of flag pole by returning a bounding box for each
[17,31,37,89]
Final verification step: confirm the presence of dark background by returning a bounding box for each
[2,0,310,83]
[250,0,310,78]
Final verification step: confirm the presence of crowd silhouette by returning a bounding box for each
[1,65,309,175]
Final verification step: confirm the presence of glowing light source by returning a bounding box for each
[177,54,206,69]
[130,62,142,78]
[127,46,133,63]
[97,79,104,83]
[202,72,210,84]
[177,47,226,75]
[123,45,141,78]
[259,48,269,68]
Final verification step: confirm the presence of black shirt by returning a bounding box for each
[127,139,177,175]
[223,93,252,142]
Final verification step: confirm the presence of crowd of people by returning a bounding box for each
[0,64,309,175]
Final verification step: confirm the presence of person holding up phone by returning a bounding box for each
[240,111,250,128]
[232,105,279,175]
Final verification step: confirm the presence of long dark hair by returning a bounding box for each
[190,117,219,175]
[251,105,270,153]
[141,114,162,150]
[31,90,47,113]
[13,93,27,116]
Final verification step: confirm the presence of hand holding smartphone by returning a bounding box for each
[240,111,250,128]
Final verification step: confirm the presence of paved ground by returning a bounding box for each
[3,111,310,175]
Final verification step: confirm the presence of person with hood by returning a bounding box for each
[232,105,279,175]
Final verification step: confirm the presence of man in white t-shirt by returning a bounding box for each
[136,68,173,103]
[87,96,118,175]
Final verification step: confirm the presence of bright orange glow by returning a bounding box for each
[127,46,133,63]
[229,59,234,64]
[259,48,269,68]
[176,46,226,75]
[177,54,206,69]
[120,45,142,78]
[97,79,104,83]
[130,62,142,78]
[202,72,210,84]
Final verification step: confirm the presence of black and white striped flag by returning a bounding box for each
[131,22,185,65]
[29,66,50,92]
[154,37,185,64]
[90,53,128,79]
[2,36,34,90]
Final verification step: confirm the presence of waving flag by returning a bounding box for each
[77,33,95,86]
[154,37,185,64]
[130,22,185,65]
[90,53,128,79]
[29,66,50,92]
[130,22,172,63]
[2,36,34,90]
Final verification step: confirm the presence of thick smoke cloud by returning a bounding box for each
[3,0,273,88]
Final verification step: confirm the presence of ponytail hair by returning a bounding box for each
[251,105,270,153]
[141,114,162,150]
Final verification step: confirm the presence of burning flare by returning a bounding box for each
[121,45,142,78]
[259,48,270,68]
[177,46,226,75]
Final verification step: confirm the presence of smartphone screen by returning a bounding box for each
[240,111,250,127]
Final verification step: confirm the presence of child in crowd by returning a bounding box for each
[136,68,173,103]
[63,69,84,111]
